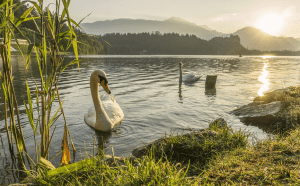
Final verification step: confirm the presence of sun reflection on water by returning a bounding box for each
[258,63,269,96]
[262,56,275,60]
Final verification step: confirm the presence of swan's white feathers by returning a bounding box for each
[84,93,124,130]
[179,62,201,82]
[84,108,97,128]
[100,94,124,125]
[84,69,124,131]
[182,73,201,82]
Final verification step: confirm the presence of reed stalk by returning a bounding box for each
[22,0,81,165]
[0,0,38,169]
[1,0,81,174]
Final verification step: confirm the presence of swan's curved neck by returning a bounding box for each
[90,78,113,131]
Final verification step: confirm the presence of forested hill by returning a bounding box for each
[10,0,106,55]
[97,32,248,55]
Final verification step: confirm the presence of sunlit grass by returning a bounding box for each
[27,121,250,185]
[200,128,300,185]
[27,126,300,185]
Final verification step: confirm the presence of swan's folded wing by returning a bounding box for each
[183,73,195,82]
[84,108,96,127]
[102,100,124,124]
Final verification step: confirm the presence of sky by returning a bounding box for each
[43,0,300,38]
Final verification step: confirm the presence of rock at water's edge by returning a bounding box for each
[230,101,281,118]
[230,101,282,128]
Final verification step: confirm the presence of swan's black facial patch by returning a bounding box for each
[98,75,108,86]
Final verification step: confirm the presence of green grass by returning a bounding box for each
[26,153,194,185]
[198,128,300,185]
[25,121,250,185]
[133,122,249,176]
[24,122,300,185]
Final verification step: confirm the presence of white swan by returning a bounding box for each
[179,62,201,82]
[84,69,124,132]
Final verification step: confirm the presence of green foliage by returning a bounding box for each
[31,155,193,185]
[76,32,107,55]
[21,0,82,162]
[0,0,35,167]
[98,32,248,55]
[135,126,249,176]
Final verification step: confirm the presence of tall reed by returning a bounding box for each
[0,0,37,168]
[1,0,81,171]
[23,0,80,164]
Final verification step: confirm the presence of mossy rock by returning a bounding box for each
[238,86,300,133]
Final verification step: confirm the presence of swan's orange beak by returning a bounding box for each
[101,80,111,94]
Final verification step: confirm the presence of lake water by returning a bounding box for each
[1,55,300,183]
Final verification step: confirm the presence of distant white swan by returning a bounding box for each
[84,69,124,132]
[179,62,202,82]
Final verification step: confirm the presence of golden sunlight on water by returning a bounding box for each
[258,63,269,96]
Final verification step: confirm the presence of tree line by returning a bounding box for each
[96,32,247,55]
[96,32,300,56]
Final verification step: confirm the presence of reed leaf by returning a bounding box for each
[24,102,35,132]
[57,30,71,39]
[1,78,8,102]
[76,13,91,29]
[0,1,9,9]
[7,17,30,41]
[27,1,43,15]
[33,47,45,89]
[11,124,23,152]
[69,18,83,30]
[72,39,78,60]
[26,43,34,68]
[60,0,70,22]
[14,6,35,27]
[45,90,56,111]
[60,59,80,73]
[46,6,54,31]
[46,103,63,129]
[33,84,40,136]
[12,1,28,13]
[45,18,55,44]
[24,81,36,134]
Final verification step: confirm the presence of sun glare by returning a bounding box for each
[258,63,269,96]
[256,14,283,36]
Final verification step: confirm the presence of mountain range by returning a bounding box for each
[80,17,300,51]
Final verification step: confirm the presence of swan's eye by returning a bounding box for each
[99,75,108,86]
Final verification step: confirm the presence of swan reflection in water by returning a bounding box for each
[94,130,112,155]
[178,78,183,102]
[258,63,269,96]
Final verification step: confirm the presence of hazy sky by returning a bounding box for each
[44,0,300,37]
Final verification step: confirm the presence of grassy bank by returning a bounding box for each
[21,86,300,185]
[23,123,300,185]
[24,121,249,185]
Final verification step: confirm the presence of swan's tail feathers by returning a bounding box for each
[196,74,203,81]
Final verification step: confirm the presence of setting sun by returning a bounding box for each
[256,14,283,36]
